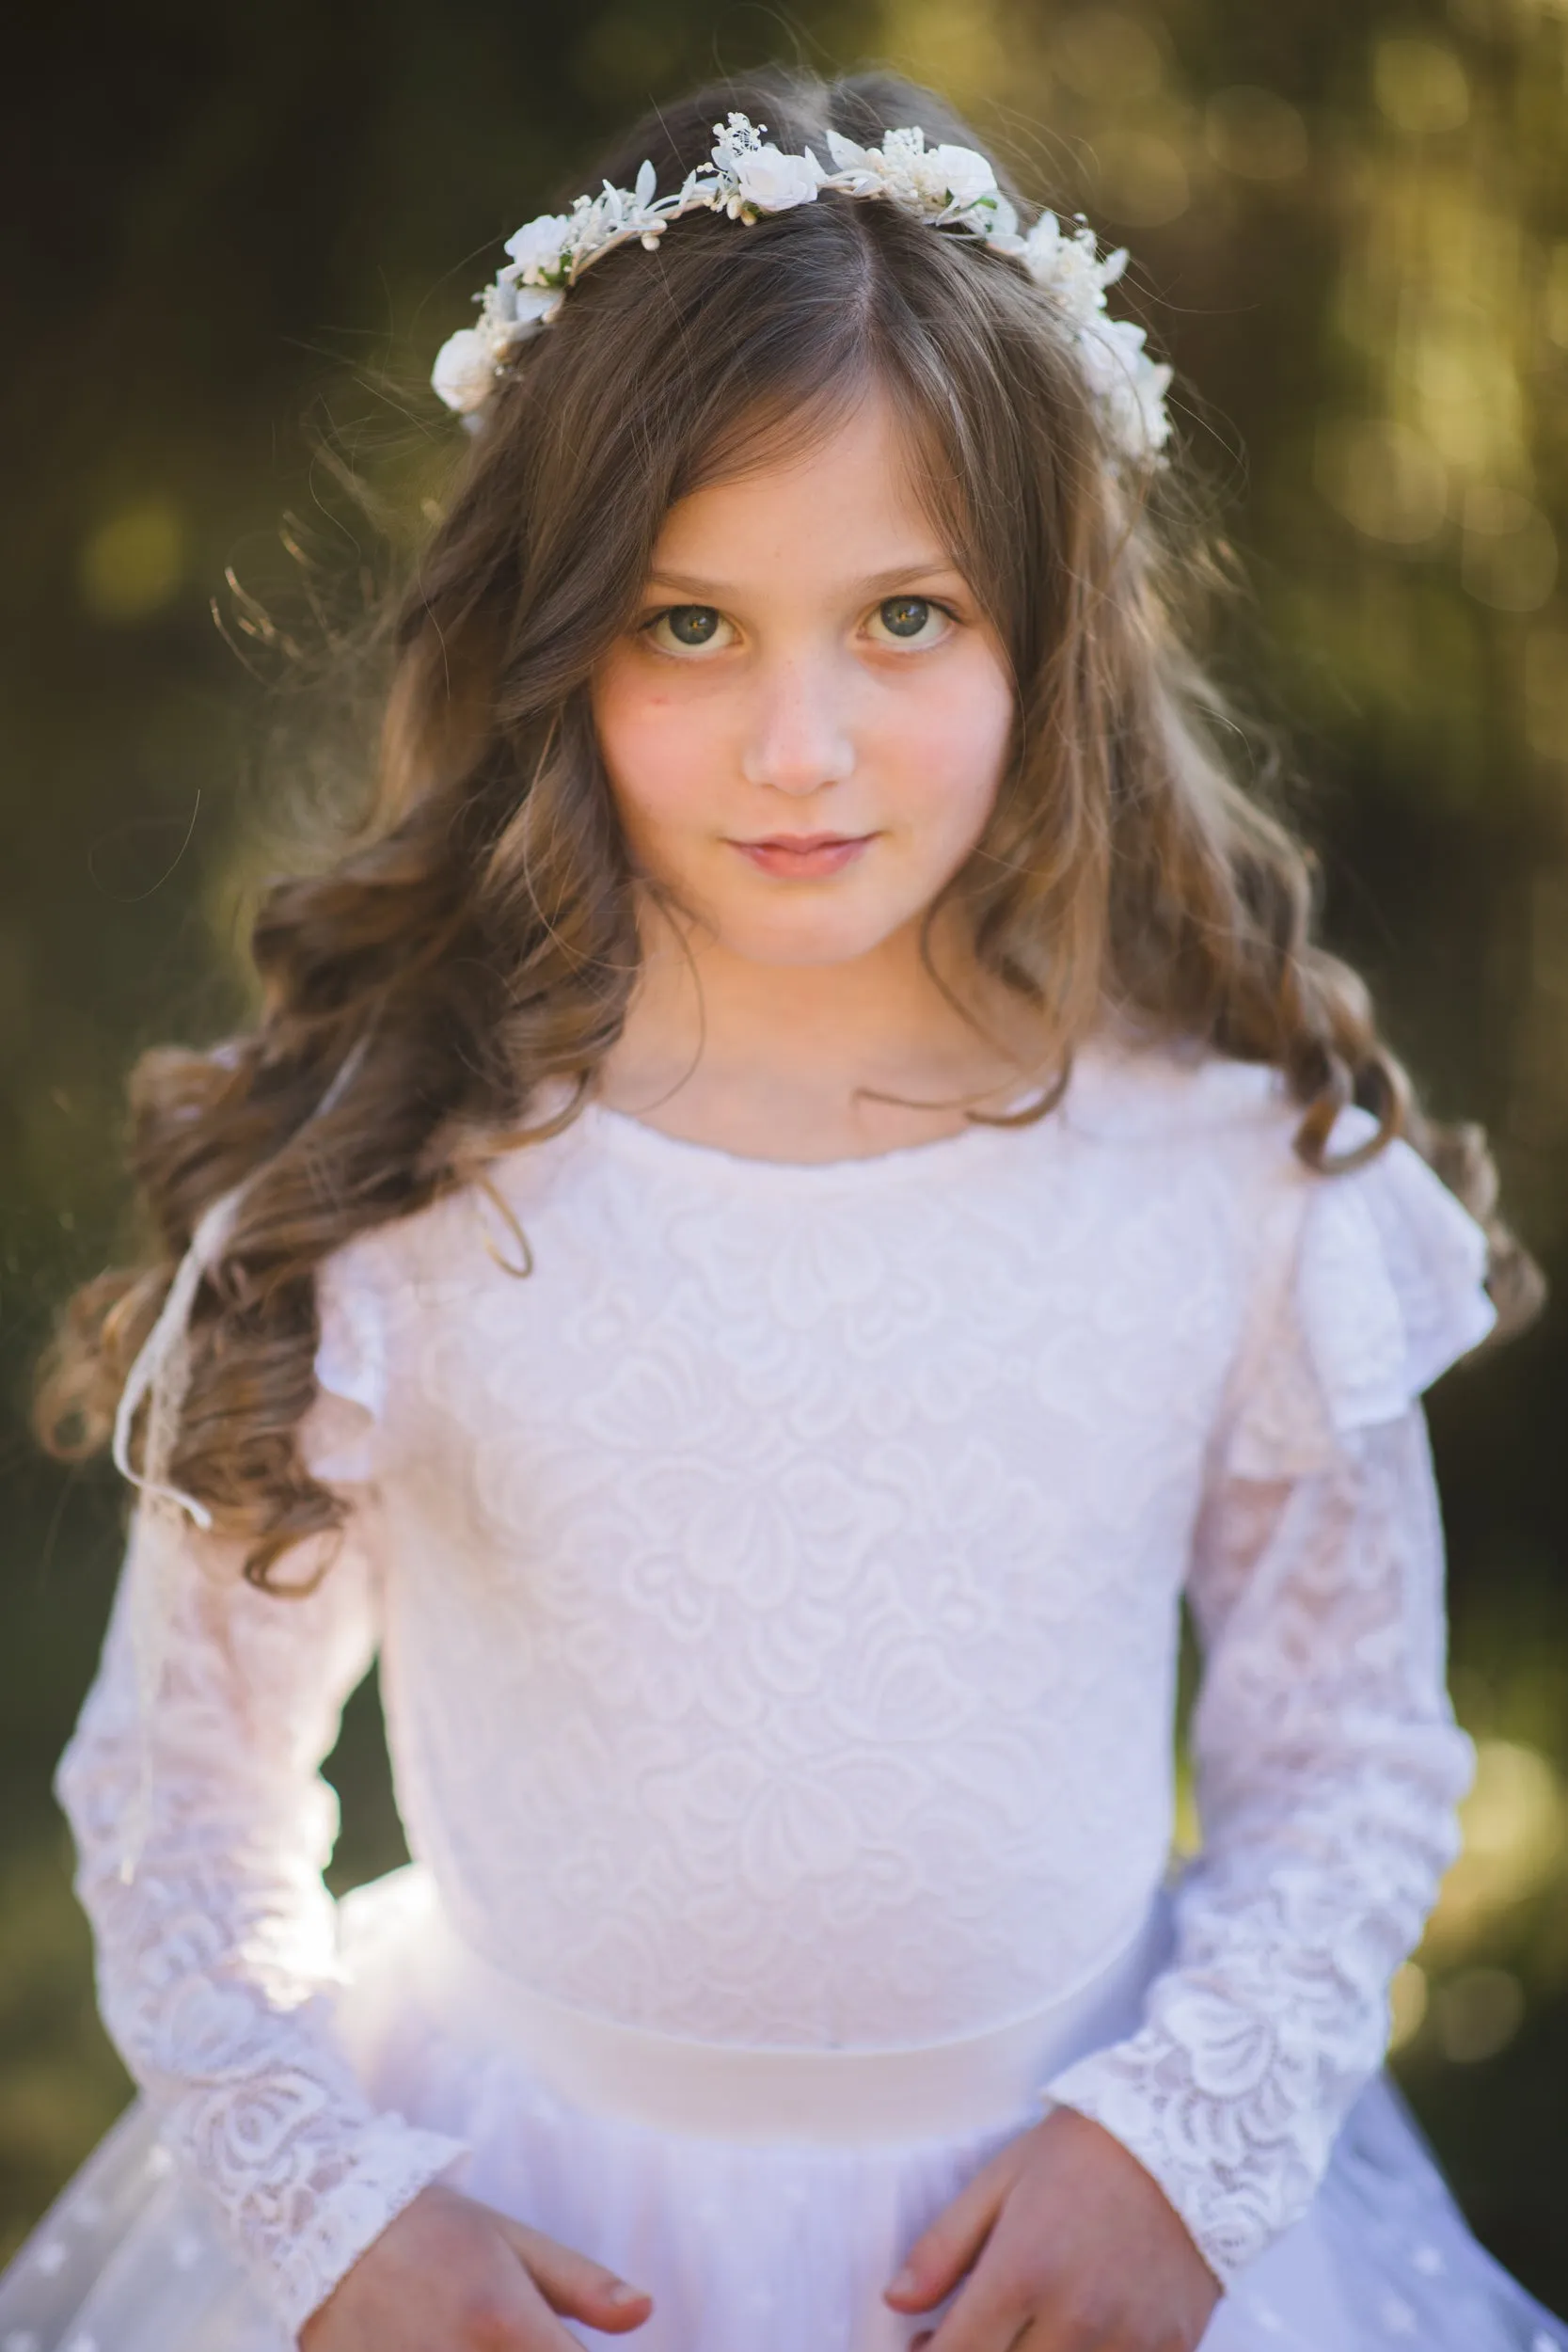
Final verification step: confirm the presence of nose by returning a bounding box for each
[739,652,855,797]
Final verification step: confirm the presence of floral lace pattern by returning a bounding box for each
[54,1044,1495,2323]
[1046,1414,1474,2282]
[55,1521,465,2335]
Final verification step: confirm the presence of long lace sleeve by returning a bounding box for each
[54,1255,465,2338]
[1044,1129,1497,2287]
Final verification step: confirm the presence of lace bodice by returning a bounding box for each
[55,1043,1496,2335]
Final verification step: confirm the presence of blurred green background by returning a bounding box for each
[4,0,1568,2313]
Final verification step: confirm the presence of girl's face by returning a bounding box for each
[592,392,1015,972]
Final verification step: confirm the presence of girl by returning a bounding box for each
[3,65,1561,2352]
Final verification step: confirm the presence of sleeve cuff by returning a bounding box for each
[265,2122,469,2337]
[1041,2032,1326,2287]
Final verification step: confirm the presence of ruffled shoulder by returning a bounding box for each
[298,1241,390,1487]
[1224,1107,1497,1481]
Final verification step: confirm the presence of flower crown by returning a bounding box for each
[432,115,1173,466]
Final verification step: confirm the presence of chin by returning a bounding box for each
[716,910,908,968]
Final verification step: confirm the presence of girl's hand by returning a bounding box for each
[297,2181,653,2351]
[884,2106,1221,2352]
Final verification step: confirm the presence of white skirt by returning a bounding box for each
[1,1866,1560,2352]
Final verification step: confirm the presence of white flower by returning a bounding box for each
[431,327,499,415]
[824,129,871,175]
[983,191,1022,247]
[860,128,931,210]
[513,283,565,328]
[1023,213,1110,322]
[1133,358,1176,455]
[879,126,927,176]
[729,141,821,213]
[927,143,998,211]
[1022,209,1065,280]
[432,280,563,413]
[478,279,560,362]
[483,279,561,333]
[503,213,574,284]
[840,130,995,219]
[1076,313,1174,456]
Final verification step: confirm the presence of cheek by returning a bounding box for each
[886,654,1014,846]
[592,660,718,848]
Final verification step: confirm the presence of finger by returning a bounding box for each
[912,2236,1043,2352]
[885,2149,1014,2312]
[491,2214,654,2331]
[912,2289,1032,2352]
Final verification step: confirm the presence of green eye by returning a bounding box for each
[666,605,721,646]
[879,596,932,639]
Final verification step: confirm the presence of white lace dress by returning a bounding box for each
[2,1044,1561,2352]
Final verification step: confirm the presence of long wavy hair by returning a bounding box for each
[37,67,1542,1588]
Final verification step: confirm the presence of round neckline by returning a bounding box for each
[581,1092,1046,1186]
[573,1042,1295,1182]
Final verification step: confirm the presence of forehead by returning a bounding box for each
[650,389,960,583]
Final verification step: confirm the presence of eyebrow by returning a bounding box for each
[641,560,966,600]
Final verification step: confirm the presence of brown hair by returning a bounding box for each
[37,67,1542,1586]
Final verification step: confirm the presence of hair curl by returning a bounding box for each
[36,67,1544,1588]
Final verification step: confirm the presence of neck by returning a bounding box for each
[596,899,1048,1160]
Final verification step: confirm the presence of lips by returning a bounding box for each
[731,832,874,879]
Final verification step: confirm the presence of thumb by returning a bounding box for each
[884,2151,1011,2314]
[492,2214,654,2332]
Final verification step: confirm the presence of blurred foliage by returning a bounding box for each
[4,0,1568,2311]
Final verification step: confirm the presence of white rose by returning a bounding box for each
[431,328,498,415]
[732,143,821,212]
[927,143,997,209]
[503,213,573,283]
